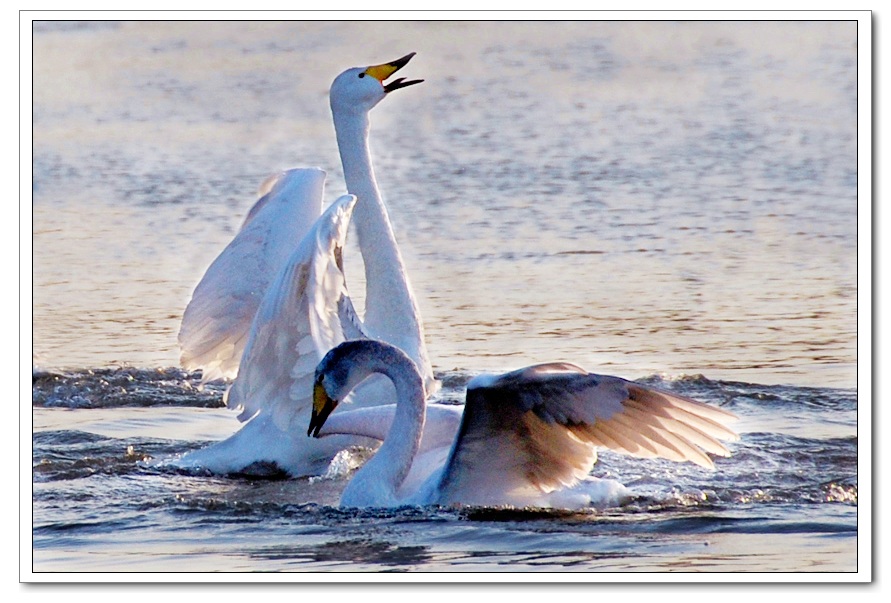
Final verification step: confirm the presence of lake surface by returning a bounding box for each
[28,19,864,579]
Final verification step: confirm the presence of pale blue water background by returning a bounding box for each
[29,20,860,575]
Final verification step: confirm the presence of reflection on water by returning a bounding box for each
[249,539,433,569]
[31,21,857,388]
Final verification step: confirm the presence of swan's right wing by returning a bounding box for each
[225,194,363,431]
[178,168,326,382]
[434,364,738,506]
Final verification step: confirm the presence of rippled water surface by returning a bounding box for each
[28,19,862,576]
[32,367,858,574]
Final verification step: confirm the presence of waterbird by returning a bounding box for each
[175,53,435,476]
[309,339,739,509]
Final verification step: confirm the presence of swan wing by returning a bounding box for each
[178,168,326,382]
[434,364,738,506]
[225,194,361,431]
[337,289,370,341]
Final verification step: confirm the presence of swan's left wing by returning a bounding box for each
[178,168,326,382]
[224,194,364,431]
[434,364,738,506]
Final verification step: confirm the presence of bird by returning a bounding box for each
[308,339,740,509]
[173,53,436,477]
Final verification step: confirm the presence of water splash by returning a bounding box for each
[308,447,373,484]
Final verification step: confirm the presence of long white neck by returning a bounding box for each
[338,346,426,507]
[332,109,429,376]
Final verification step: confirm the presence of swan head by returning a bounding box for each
[308,340,377,437]
[329,52,423,115]
[308,340,420,437]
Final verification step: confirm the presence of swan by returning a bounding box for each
[308,339,740,509]
[174,53,435,476]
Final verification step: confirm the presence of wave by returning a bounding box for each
[32,366,855,412]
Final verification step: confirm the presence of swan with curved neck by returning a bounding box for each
[310,340,739,509]
[311,341,427,507]
[175,54,435,476]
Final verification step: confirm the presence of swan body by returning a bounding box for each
[310,340,740,509]
[174,54,434,476]
[316,400,464,498]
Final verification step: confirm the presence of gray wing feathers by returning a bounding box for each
[436,366,738,504]
[436,386,599,505]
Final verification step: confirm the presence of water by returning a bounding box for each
[28,20,862,576]
[32,367,857,573]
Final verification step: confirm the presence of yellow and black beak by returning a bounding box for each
[308,381,339,438]
[364,52,424,93]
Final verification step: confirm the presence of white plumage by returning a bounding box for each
[174,54,433,476]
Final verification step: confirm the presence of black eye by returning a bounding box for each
[358,73,365,78]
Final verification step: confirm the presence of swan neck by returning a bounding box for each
[350,348,425,501]
[331,107,428,371]
[333,110,381,208]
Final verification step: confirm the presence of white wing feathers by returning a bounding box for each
[178,168,326,382]
[225,194,361,431]
[434,365,738,506]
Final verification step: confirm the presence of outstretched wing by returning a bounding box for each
[178,168,326,382]
[434,364,738,506]
[224,194,368,431]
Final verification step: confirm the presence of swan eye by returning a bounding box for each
[358,73,365,79]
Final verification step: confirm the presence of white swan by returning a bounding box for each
[174,53,435,476]
[309,340,740,509]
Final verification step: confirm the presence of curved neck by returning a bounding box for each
[340,345,426,505]
[331,109,426,363]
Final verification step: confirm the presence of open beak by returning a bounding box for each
[364,52,424,93]
[308,381,339,438]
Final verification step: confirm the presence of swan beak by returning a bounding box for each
[365,52,424,93]
[308,382,338,438]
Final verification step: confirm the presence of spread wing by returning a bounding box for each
[178,168,326,382]
[434,364,738,506]
[224,194,370,431]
